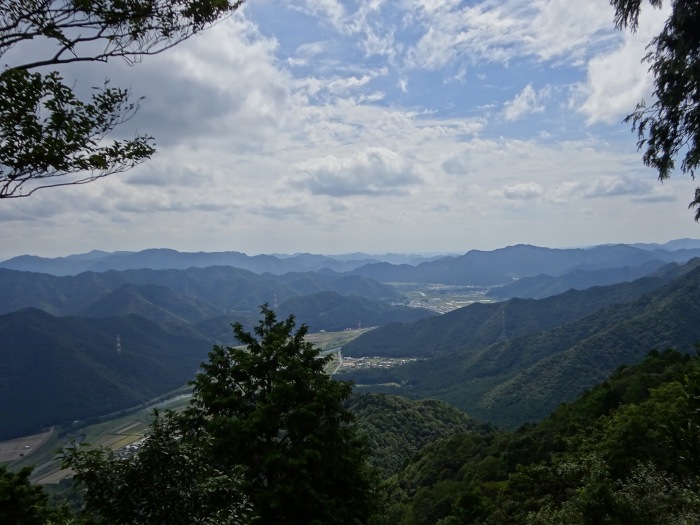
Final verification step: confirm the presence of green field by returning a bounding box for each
[306,327,373,350]
[389,282,495,313]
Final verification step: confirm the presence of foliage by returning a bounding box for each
[0,0,243,197]
[0,465,73,525]
[187,304,379,524]
[64,410,251,525]
[381,349,700,525]
[611,0,700,218]
[349,393,490,478]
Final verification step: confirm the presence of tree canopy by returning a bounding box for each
[188,305,379,525]
[611,0,700,219]
[64,410,251,525]
[0,0,243,198]
[64,305,378,525]
[0,465,73,525]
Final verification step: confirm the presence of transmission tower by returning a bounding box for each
[500,306,507,343]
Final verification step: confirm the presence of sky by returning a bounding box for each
[2,0,700,260]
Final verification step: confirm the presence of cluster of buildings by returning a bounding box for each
[338,356,418,370]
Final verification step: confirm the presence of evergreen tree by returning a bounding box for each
[188,304,378,525]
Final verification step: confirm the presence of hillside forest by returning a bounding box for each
[3,241,700,524]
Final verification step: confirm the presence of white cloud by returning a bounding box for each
[583,175,654,198]
[296,41,329,58]
[503,182,544,200]
[576,4,670,124]
[3,1,699,260]
[290,147,423,197]
[503,84,550,121]
[295,0,346,28]
[404,0,616,70]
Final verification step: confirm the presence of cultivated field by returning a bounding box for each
[390,282,495,313]
[0,428,53,463]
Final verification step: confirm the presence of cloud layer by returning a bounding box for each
[1,0,696,259]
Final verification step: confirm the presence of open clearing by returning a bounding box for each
[0,429,53,462]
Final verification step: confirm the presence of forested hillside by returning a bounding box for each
[343,258,700,358]
[381,350,700,524]
[0,266,403,316]
[486,259,666,299]
[349,394,490,477]
[277,291,436,332]
[340,260,700,428]
[0,309,209,440]
[0,274,435,439]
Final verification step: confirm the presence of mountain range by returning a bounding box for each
[349,243,700,285]
[0,249,446,276]
[339,258,700,428]
[4,240,700,285]
[3,240,700,441]
[0,266,434,439]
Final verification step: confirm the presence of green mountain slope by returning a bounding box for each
[339,263,700,428]
[342,261,696,358]
[0,309,209,440]
[486,259,666,299]
[78,283,222,326]
[350,393,488,478]
[382,350,698,525]
[0,266,401,317]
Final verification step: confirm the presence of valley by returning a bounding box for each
[390,282,494,313]
[3,241,700,524]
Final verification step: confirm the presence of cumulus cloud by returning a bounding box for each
[503,182,544,200]
[503,84,550,121]
[296,41,329,58]
[4,1,698,260]
[291,147,423,196]
[576,4,670,124]
[546,181,582,203]
[584,175,654,198]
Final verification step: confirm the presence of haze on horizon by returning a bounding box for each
[2,0,700,261]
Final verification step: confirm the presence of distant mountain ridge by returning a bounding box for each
[4,239,700,442]
[3,241,700,285]
[342,259,700,358]
[486,259,668,299]
[349,243,700,285]
[0,266,403,317]
[0,249,444,276]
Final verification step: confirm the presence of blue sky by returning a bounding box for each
[2,0,699,260]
